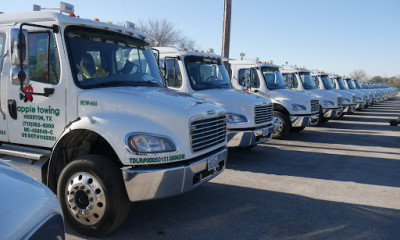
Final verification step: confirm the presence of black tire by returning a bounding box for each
[316,106,328,126]
[272,111,290,139]
[318,117,329,125]
[57,155,130,237]
[290,126,305,132]
[238,145,256,150]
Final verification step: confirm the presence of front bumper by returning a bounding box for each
[343,104,356,113]
[356,102,366,110]
[227,123,275,147]
[122,148,228,202]
[290,113,319,127]
[323,107,343,118]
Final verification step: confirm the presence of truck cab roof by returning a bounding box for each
[229,59,281,69]
[0,11,154,42]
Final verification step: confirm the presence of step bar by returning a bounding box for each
[0,143,51,162]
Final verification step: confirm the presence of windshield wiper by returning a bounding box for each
[135,80,162,87]
[90,81,133,88]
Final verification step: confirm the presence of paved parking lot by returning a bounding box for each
[67,96,400,240]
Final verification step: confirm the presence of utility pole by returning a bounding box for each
[221,0,232,59]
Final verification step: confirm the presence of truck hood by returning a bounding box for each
[329,89,355,100]
[306,89,341,101]
[193,89,270,115]
[267,89,316,106]
[77,87,222,122]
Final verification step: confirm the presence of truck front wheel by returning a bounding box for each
[57,155,130,237]
[272,111,290,139]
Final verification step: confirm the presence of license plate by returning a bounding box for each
[262,127,270,136]
[207,155,219,171]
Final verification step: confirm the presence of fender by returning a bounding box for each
[47,111,187,191]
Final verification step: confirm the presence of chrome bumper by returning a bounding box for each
[356,102,366,110]
[323,107,343,118]
[343,104,356,113]
[227,124,274,147]
[122,148,228,202]
[290,113,319,127]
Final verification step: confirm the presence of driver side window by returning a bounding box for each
[28,32,60,84]
[282,73,298,88]
[165,59,182,88]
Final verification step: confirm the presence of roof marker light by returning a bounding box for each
[94,18,100,21]
[124,21,136,29]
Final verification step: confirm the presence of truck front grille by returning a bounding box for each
[254,104,273,124]
[190,116,226,153]
[311,99,319,112]
[352,95,357,103]
[337,97,343,107]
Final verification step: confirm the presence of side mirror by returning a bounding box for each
[10,28,28,66]
[11,67,29,85]
[10,28,30,86]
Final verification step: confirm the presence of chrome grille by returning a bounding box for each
[337,97,343,107]
[311,99,319,112]
[254,104,273,124]
[190,116,226,153]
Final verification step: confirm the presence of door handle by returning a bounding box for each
[8,99,17,120]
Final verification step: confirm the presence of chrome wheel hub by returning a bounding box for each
[66,172,106,225]
[273,116,283,135]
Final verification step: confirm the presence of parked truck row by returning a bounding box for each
[0,3,397,238]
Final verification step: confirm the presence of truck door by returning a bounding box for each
[7,31,66,148]
[0,33,7,142]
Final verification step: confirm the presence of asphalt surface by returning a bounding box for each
[67,96,400,240]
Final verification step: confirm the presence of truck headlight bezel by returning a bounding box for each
[292,104,307,111]
[227,113,248,123]
[125,133,177,154]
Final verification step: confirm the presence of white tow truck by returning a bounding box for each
[330,74,366,110]
[154,47,275,148]
[0,4,228,236]
[280,66,343,124]
[229,60,320,139]
[311,72,357,115]
[342,76,371,107]
[351,78,376,105]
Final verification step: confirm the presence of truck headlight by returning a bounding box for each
[343,98,351,104]
[323,100,334,107]
[227,113,248,123]
[292,104,307,111]
[126,134,176,154]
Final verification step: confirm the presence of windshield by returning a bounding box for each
[184,56,232,90]
[261,67,287,90]
[321,75,334,90]
[337,78,348,90]
[299,72,316,90]
[346,79,356,89]
[354,79,362,89]
[65,26,163,89]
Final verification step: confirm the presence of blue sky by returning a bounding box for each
[2,0,399,77]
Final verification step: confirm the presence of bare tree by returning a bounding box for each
[136,19,195,48]
[349,69,368,82]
